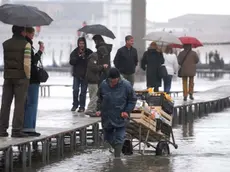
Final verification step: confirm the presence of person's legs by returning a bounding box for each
[189,76,194,100]
[113,127,126,158]
[103,127,115,147]
[23,84,40,136]
[163,75,173,93]
[154,87,159,92]
[0,79,14,137]
[85,84,98,116]
[121,74,134,86]
[127,74,135,86]
[72,77,80,111]
[182,76,188,101]
[12,79,29,137]
[78,79,88,112]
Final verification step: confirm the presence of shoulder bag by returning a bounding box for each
[37,60,49,83]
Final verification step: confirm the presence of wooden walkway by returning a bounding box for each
[1,86,230,171]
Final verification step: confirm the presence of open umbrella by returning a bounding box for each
[171,36,203,48]
[143,31,182,45]
[78,24,116,39]
[0,4,53,26]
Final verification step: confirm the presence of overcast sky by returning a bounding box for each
[146,0,230,22]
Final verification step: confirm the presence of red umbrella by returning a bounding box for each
[171,36,203,48]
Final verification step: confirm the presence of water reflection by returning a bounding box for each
[33,110,230,172]
[182,121,194,138]
[101,155,172,172]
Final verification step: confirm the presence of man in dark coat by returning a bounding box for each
[114,35,138,86]
[141,42,164,92]
[69,37,93,112]
[92,35,112,84]
[96,68,137,158]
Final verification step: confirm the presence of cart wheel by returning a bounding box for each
[156,141,170,156]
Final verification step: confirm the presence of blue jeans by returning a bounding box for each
[104,127,126,146]
[163,75,173,93]
[72,77,88,108]
[23,84,39,132]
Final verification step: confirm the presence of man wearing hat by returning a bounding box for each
[96,67,137,158]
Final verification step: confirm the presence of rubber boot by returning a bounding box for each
[189,94,194,100]
[114,144,123,158]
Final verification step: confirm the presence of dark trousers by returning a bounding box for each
[104,127,126,146]
[163,75,173,93]
[72,77,88,108]
[0,78,29,133]
[23,84,39,132]
[121,73,135,87]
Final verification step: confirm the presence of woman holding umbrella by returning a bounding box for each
[177,44,199,101]
[176,36,202,101]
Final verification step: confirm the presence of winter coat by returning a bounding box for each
[141,48,164,88]
[69,37,93,79]
[177,50,199,77]
[86,52,103,84]
[114,46,138,75]
[96,42,113,83]
[97,79,137,128]
[163,53,178,76]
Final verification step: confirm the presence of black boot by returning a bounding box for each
[114,144,123,158]
[71,106,77,112]
[189,94,194,100]
[183,97,187,101]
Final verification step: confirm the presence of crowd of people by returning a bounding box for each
[70,34,200,115]
[0,27,199,158]
[68,34,199,157]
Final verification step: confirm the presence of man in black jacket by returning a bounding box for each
[114,35,138,86]
[69,37,93,112]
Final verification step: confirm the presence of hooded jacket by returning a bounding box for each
[96,42,113,83]
[69,37,93,78]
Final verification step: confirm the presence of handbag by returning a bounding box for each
[158,64,168,78]
[37,60,49,83]
[178,50,191,78]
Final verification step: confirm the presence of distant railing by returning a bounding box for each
[0,84,199,97]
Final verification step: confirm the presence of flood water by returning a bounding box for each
[2,74,230,172]
[34,109,230,172]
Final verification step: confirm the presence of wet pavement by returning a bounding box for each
[32,109,230,172]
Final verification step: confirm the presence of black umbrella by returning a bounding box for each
[78,24,116,39]
[0,4,53,26]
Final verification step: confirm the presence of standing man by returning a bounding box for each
[114,35,138,86]
[69,37,93,112]
[92,35,112,83]
[85,52,108,117]
[0,26,31,137]
[96,68,137,158]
